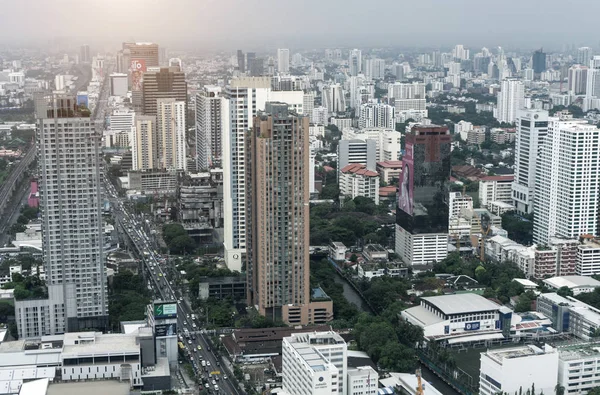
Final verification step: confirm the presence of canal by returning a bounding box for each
[331,271,460,395]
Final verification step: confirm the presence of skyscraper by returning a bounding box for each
[532,48,546,75]
[122,42,159,67]
[395,125,451,266]
[533,114,600,245]
[246,102,332,325]
[156,98,187,171]
[577,47,593,66]
[195,86,223,170]
[349,49,362,76]
[141,66,187,115]
[322,83,346,114]
[237,49,245,72]
[512,109,549,214]
[80,44,90,63]
[277,48,290,74]
[358,102,395,129]
[131,115,158,171]
[568,65,589,95]
[496,78,525,123]
[15,94,107,338]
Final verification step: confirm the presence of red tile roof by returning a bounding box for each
[480,175,514,182]
[376,160,403,168]
[379,186,397,196]
[341,163,379,177]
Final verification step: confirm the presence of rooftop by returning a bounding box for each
[543,276,600,290]
[341,164,379,177]
[558,342,600,361]
[484,344,555,365]
[422,293,501,315]
[62,332,139,357]
[376,160,403,168]
[480,175,514,182]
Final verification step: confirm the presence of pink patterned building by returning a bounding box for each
[28,179,39,208]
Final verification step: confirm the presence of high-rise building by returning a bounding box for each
[237,49,245,72]
[168,57,182,70]
[337,139,377,176]
[131,115,157,171]
[577,47,593,66]
[512,109,549,214]
[109,73,128,97]
[341,128,401,162]
[322,83,346,114]
[80,44,90,63]
[248,57,264,76]
[122,42,159,67]
[195,86,223,170]
[349,49,362,76]
[358,103,395,129]
[246,102,333,325]
[302,91,315,120]
[141,66,187,115]
[156,98,186,171]
[533,114,600,245]
[395,125,451,265]
[277,48,290,74]
[496,78,525,123]
[388,82,426,100]
[568,65,589,95]
[452,44,470,61]
[365,58,385,80]
[532,48,546,75]
[586,56,600,98]
[15,94,107,338]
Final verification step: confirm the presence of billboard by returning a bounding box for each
[398,140,414,215]
[464,322,480,331]
[76,93,89,108]
[155,322,177,337]
[130,59,146,91]
[153,302,177,319]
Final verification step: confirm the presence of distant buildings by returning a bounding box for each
[141,66,187,115]
[495,78,524,123]
[349,49,362,76]
[358,103,395,129]
[342,128,401,162]
[277,48,290,74]
[195,86,223,170]
[156,98,186,171]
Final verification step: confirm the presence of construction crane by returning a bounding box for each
[415,368,424,395]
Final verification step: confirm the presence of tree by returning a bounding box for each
[557,286,573,298]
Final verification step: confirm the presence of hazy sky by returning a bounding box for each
[3,0,600,51]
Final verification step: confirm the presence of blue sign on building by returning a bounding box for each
[464,322,480,331]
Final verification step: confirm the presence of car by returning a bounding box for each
[197,345,202,351]
[223,375,228,380]
[212,380,216,386]
[215,376,219,381]
[192,323,197,329]
[206,361,211,366]
[214,385,219,391]
[188,340,192,345]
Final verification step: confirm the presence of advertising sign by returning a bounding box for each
[398,141,414,215]
[153,302,177,319]
[130,59,146,91]
[155,322,177,337]
[464,322,480,331]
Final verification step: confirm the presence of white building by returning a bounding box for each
[568,65,588,95]
[543,276,600,296]
[131,115,157,171]
[364,58,385,80]
[347,366,378,395]
[156,99,186,171]
[358,103,395,129]
[449,192,473,219]
[329,242,347,261]
[277,48,290,74]
[312,106,328,125]
[557,343,600,394]
[16,95,107,338]
[452,44,470,61]
[109,73,128,96]
[309,124,325,138]
[495,78,525,123]
[577,238,600,276]
[109,108,135,133]
[349,49,362,76]
[479,344,558,395]
[330,117,353,130]
[388,82,426,100]
[342,128,400,162]
[282,331,347,395]
[395,228,448,266]
[337,139,377,176]
[512,109,549,214]
[339,164,380,205]
[195,85,223,170]
[454,120,473,141]
[577,47,593,66]
[400,293,510,343]
[303,92,315,118]
[479,175,514,207]
[533,115,600,245]
[537,293,600,340]
[323,84,346,114]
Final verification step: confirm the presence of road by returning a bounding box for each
[103,177,242,395]
[0,147,35,228]
[0,179,31,247]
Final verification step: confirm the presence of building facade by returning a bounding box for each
[141,66,187,115]
[195,86,223,170]
[495,78,525,123]
[157,99,186,171]
[479,175,514,207]
[339,164,380,204]
[131,115,157,170]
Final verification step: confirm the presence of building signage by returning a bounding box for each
[154,302,177,319]
[464,322,480,331]
[155,322,177,337]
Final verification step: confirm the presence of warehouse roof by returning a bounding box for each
[421,293,501,315]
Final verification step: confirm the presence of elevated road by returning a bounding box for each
[0,146,35,219]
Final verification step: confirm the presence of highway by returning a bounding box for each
[0,146,36,230]
[103,176,242,395]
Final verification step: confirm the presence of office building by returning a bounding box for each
[495,78,525,123]
[479,175,514,207]
[303,91,315,118]
[222,77,305,271]
[156,99,186,171]
[246,103,332,325]
[80,44,90,63]
[109,73,128,97]
[282,331,347,395]
[364,58,385,80]
[122,42,159,67]
[349,49,362,76]
[511,109,548,214]
[195,85,223,170]
[568,65,588,95]
[341,127,401,162]
[532,48,546,75]
[130,115,157,171]
[322,83,346,114]
[277,48,290,74]
[141,66,187,115]
[16,95,107,338]
[248,56,264,76]
[479,344,558,395]
[237,49,245,72]
[358,103,395,129]
[586,56,600,100]
[577,47,593,66]
[537,293,600,340]
[337,139,376,175]
[395,125,450,265]
[339,164,380,204]
[533,115,600,245]
[347,367,379,395]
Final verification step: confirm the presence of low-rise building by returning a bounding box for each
[479,175,514,206]
[376,160,402,184]
[537,293,600,339]
[490,128,516,144]
[487,200,515,216]
[449,192,473,219]
[362,244,387,262]
[356,263,408,280]
[543,276,600,296]
[577,237,600,276]
[329,242,347,261]
[339,164,380,204]
[479,344,558,395]
[198,276,246,301]
[347,366,379,395]
[467,126,486,146]
[557,342,600,393]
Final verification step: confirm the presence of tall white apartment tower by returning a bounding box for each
[157,98,187,171]
[496,78,525,123]
[577,47,593,66]
[349,49,362,76]
[277,48,290,74]
[533,114,600,245]
[130,115,158,170]
[512,109,549,214]
[16,94,108,337]
[195,85,223,170]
